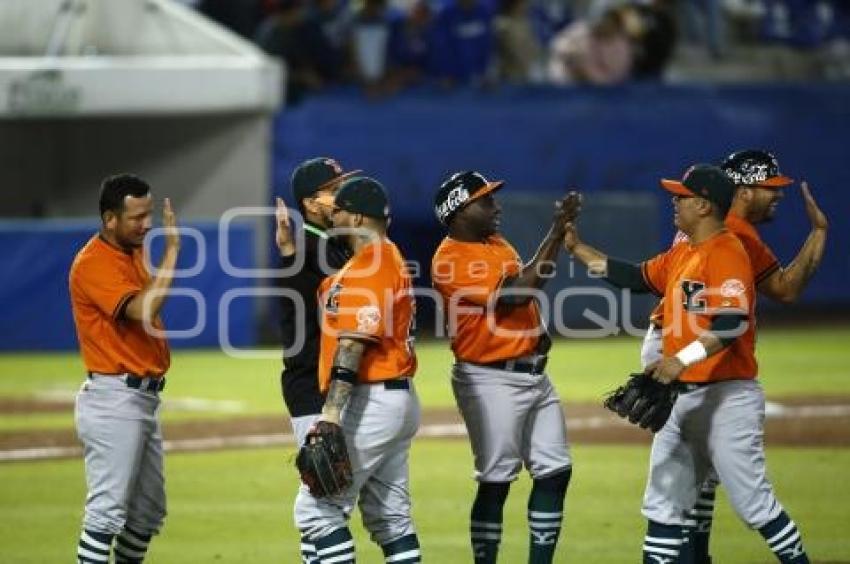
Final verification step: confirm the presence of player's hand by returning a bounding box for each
[560,191,582,222]
[551,191,582,238]
[162,198,180,252]
[649,357,685,384]
[316,412,341,426]
[562,222,580,252]
[801,181,828,231]
[275,197,296,256]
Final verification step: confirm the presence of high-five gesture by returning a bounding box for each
[276,197,296,257]
[551,191,582,239]
[162,197,180,252]
[801,181,828,231]
[562,221,580,253]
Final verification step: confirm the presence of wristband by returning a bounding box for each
[675,341,708,367]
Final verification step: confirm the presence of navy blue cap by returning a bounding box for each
[334,177,390,219]
[661,164,737,215]
[291,157,360,203]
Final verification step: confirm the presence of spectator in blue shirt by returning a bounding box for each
[386,0,438,90]
[430,0,496,86]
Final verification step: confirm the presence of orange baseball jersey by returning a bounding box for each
[725,212,780,283]
[69,235,170,377]
[641,229,757,383]
[431,235,542,363]
[317,238,416,393]
[648,212,780,326]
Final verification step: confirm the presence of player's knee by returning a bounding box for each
[300,520,350,543]
[365,514,416,546]
[478,458,523,483]
[126,499,167,535]
[730,492,783,529]
[125,514,165,537]
[533,467,572,496]
[84,508,127,536]
[294,494,347,541]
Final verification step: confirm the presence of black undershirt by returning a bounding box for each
[277,224,350,416]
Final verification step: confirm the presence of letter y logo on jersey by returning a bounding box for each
[356,306,382,334]
[681,280,707,313]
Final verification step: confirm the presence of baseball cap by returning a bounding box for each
[720,149,793,188]
[334,176,390,219]
[291,157,361,204]
[661,164,737,215]
[434,171,504,225]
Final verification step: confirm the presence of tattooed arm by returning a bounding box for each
[319,337,367,425]
[758,182,828,304]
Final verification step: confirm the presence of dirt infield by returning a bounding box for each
[3,396,850,460]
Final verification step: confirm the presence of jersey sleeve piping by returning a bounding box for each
[755,261,780,285]
[640,262,663,297]
[112,291,137,320]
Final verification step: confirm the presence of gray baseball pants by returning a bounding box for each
[75,374,166,535]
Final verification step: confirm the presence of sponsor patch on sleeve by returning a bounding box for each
[720,279,746,298]
[356,305,382,333]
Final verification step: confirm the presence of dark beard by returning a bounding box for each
[755,210,776,225]
[116,233,143,251]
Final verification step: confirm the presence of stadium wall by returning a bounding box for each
[2,83,848,350]
[0,220,256,351]
[272,83,850,306]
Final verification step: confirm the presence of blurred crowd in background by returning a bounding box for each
[183,0,850,103]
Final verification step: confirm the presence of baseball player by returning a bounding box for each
[431,171,579,564]
[70,174,179,564]
[636,151,828,564]
[275,157,358,564]
[565,164,811,563]
[294,177,422,563]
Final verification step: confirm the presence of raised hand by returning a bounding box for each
[801,181,828,230]
[560,191,582,222]
[562,222,580,252]
[162,197,180,252]
[275,197,295,256]
[551,191,582,238]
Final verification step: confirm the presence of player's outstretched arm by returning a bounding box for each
[319,337,367,425]
[563,221,607,275]
[563,221,653,292]
[758,181,828,304]
[497,192,581,306]
[124,198,181,323]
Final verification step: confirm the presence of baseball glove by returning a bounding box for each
[603,373,678,433]
[295,421,353,497]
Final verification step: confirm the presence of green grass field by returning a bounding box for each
[1,327,850,562]
[1,444,848,563]
[2,327,849,431]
